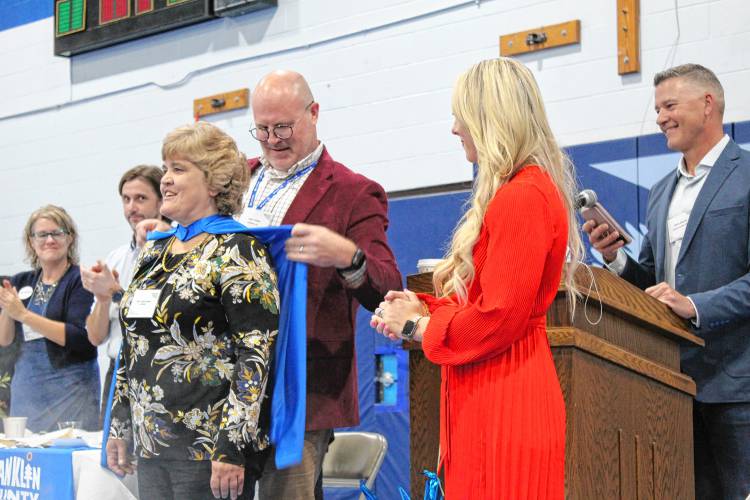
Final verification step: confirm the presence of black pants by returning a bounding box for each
[240,470,324,500]
[693,400,750,500]
[138,458,214,500]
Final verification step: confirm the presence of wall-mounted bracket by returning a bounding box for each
[617,0,640,74]
[193,88,249,119]
[500,20,580,57]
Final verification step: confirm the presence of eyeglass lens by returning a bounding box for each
[32,230,67,241]
[251,125,293,142]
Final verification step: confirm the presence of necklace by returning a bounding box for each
[31,280,58,306]
[31,262,69,307]
[160,235,208,273]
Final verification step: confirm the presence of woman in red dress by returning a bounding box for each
[372,58,583,499]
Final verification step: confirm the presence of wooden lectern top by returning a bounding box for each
[405,266,702,396]
[404,266,703,348]
[560,265,703,347]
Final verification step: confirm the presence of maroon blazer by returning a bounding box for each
[249,147,402,430]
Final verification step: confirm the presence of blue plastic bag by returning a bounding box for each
[360,470,443,500]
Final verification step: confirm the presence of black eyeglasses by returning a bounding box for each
[31,229,69,242]
[249,101,314,142]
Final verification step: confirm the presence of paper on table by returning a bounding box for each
[0,428,77,448]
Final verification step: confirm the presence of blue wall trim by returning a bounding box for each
[0,0,53,32]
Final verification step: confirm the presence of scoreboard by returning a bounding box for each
[54,0,276,56]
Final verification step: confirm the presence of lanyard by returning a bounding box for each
[248,162,317,210]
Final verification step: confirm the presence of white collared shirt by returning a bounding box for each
[239,143,324,227]
[608,134,731,326]
[237,143,367,287]
[92,240,140,359]
[663,134,730,287]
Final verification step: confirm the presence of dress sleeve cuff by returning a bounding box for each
[687,296,700,328]
[339,260,367,289]
[604,248,627,275]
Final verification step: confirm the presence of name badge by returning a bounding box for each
[239,208,271,228]
[126,289,162,319]
[22,324,43,342]
[668,212,689,245]
[17,286,33,301]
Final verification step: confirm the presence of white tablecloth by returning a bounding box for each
[73,449,138,500]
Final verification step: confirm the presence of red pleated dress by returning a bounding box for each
[420,166,567,499]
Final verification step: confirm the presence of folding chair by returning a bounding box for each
[322,431,388,500]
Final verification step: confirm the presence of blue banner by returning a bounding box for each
[0,1,52,32]
[0,447,80,500]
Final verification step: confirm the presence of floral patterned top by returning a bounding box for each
[109,233,279,466]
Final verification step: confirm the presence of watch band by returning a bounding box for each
[339,247,365,273]
[401,315,423,340]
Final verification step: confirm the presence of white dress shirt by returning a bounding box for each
[92,240,140,359]
[608,134,731,325]
[240,142,324,227]
[237,143,367,287]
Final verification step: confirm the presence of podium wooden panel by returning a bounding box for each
[403,267,703,499]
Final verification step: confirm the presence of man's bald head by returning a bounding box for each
[252,70,314,109]
[250,70,320,171]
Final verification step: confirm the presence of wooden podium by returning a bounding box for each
[403,267,703,499]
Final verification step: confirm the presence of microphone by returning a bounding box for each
[578,189,633,245]
[574,189,597,210]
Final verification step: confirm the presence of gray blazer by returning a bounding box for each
[621,139,750,402]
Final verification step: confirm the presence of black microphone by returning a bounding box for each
[574,189,597,210]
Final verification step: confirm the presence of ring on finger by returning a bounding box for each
[374,307,384,318]
[298,245,304,253]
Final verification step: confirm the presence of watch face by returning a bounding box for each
[401,320,416,340]
[351,248,365,268]
[112,290,124,304]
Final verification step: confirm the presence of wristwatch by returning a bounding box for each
[339,247,365,273]
[401,315,423,341]
[111,288,124,304]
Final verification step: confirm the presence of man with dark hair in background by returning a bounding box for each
[585,64,750,499]
[81,165,165,422]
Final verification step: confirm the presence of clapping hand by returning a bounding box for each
[81,261,120,301]
[135,219,171,247]
[0,280,26,322]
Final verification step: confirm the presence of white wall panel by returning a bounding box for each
[0,18,70,119]
[3,0,750,273]
[641,4,710,51]
[68,0,474,101]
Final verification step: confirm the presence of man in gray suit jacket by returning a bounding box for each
[585,64,750,500]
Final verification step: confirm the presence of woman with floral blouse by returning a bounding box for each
[103,122,279,500]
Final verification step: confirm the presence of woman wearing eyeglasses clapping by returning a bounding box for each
[0,205,99,433]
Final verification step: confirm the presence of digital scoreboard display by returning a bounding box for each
[54,0,276,56]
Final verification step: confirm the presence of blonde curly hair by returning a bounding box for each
[162,122,249,216]
[433,58,583,308]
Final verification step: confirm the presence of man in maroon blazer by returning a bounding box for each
[238,70,402,499]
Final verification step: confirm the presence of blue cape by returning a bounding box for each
[101,214,307,469]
